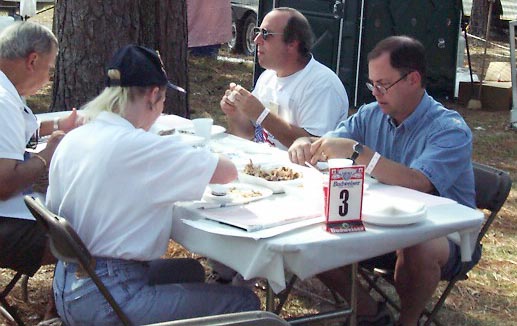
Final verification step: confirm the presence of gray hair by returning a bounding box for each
[0,21,58,59]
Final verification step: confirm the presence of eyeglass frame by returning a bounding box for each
[365,71,412,95]
[253,27,283,41]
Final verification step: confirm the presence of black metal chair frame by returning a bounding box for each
[23,196,132,326]
[0,270,25,325]
[24,196,294,326]
[359,162,512,325]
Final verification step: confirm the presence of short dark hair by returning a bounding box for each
[275,7,314,59]
[367,36,427,87]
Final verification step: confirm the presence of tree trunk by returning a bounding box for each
[469,0,501,38]
[51,0,189,117]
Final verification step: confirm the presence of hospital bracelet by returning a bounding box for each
[366,152,381,175]
[32,153,48,169]
[255,107,270,126]
[53,117,59,131]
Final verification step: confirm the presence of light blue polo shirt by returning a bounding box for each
[326,92,475,208]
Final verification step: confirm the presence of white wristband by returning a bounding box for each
[255,107,270,126]
[53,117,59,131]
[366,152,381,175]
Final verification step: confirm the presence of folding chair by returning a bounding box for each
[0,270,25,325]
[23,196,132,326]
[359,162,512,325]
[143,310,290,326]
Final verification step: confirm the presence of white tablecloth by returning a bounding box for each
[159,115,484,293]
[36,113,484,294]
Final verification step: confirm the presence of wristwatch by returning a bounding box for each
[349,142,363,164]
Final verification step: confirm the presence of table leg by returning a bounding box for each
[266,283,275,312]
[459,230,473,262]
[349,262,358,326]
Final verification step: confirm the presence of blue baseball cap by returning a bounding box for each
[106,44,185,93]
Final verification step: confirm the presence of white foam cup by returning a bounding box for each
[192,118,213,141]
[327,158,353,168]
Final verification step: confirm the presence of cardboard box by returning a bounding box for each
[484,62,512,82]
[458,81,512,111]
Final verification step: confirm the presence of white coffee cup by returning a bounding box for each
[192,118,213,141]
[328,158,353,168]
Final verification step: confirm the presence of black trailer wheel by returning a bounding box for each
[228,13,243,53]
[241,13,257,56]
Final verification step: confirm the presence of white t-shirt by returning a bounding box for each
[0,70,40,220]
[46,112,219,261]
[252,56,349,150]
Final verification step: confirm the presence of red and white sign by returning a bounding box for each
[325,160,365,233]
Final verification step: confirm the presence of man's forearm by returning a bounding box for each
[226,114,255,141]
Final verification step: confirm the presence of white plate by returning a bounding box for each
[204,183,273,204]
[162,133,205,146]
[177,125,226,136]
[238,162,304,193]
[362,198,427,226]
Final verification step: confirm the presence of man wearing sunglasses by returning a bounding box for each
[220,7,348,151]
[289,36,478,326]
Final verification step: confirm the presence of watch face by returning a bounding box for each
[353,142,363,154]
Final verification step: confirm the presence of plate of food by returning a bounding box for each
[160,133,205,146]
[238,160,304,193]
[203,182,273,204]
[176,125,226,136]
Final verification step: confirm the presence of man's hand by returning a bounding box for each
[288,137,314,165]
[228,84,264,121]
[39,130,65,163]
[58,108,83,132]
[219,83,255,140]
[220,83,240,117]
[310,137,355,165]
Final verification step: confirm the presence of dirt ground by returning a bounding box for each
[1,6,517,326]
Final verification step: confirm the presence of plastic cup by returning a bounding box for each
[192,118,213,141]
[327,158,353,168]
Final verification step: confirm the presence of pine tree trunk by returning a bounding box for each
[469,0,501,38]
[51,0,189,117]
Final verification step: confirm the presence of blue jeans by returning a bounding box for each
[53,258,260,326]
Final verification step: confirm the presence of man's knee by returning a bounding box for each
[398,237,450,272]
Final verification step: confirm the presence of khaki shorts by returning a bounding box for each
[360,240,482,281]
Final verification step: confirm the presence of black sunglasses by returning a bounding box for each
[253,27,283,40]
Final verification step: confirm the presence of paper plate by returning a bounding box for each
[203,183,273,204]
[162,134,205,146]
[362,198,427,226]
[176,125,226,136]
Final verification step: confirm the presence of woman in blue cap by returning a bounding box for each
[46,45,260,325]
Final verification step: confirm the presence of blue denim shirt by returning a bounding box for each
[326,92,475,208]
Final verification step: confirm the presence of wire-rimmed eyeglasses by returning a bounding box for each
[366,71,412,95]
[253,27,283,40]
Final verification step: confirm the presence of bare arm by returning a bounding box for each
[0,131,65,200]
[309,138,434,193]
[230,86,312,147]
[39,108,82,136]
[220,87,255,140]
[209,155,238,184]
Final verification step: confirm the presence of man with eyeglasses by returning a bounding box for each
[219,7,348,150]
[0,22,80,324]
[289,36,478,326]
